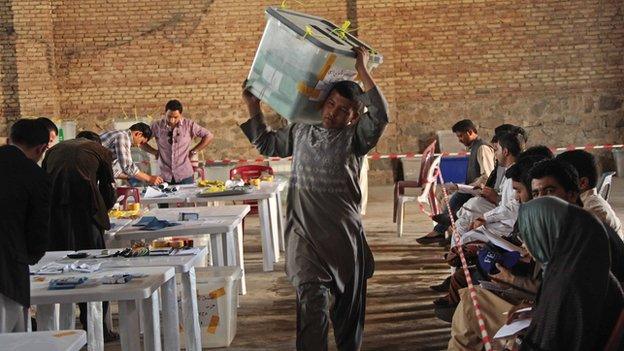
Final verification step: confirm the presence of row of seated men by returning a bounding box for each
[418,120,624,350]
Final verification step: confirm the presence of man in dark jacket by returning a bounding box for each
[43,133,116,251]
[42,132,117,339]
[0,119,50,332]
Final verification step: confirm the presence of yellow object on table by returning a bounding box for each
[151,239,184,249]
[152,240,170,248]
[249,178,261,187]
[260,175,274,182]
[197,179,225,188]
[109,208,141,219]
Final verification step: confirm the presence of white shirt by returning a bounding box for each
[482,175,518,226]
[581,188,624,241]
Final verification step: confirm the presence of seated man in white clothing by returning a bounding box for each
[455,131,525,243]
[430,125,525,241]
[556,150,624,241]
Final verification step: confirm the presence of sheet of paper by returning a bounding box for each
[514,307,532,314]
[261,64,283,89]
[494,318,531,339]
[484,232,524,252]
[479,280,506,292]
[456,184,483,196]
[143,186,165,199]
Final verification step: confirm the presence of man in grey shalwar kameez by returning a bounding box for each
[241,47,388,351]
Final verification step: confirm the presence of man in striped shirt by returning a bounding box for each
[101,123,163,185]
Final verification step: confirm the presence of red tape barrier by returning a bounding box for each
[438,170,494,350]
[200,144,623,164]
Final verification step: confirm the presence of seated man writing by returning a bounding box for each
[456,131,525,244]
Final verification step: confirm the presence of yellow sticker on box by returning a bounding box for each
[209,287,226,299]
[207,315,220,334]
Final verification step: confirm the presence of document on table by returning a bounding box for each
[144,186,166,199]
[494,318,531,339]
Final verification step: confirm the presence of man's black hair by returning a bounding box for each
[506,154,551,199]
[329,81,365,114]
[492,124,528,144]
[10,119,50,147]
[76,131,102,144]
[37,117,58,135]
[522,145,553,159]
[129,122,152,141]
[528,159,580,194]
[165,99,183,113]
[555,150,598,188]
[498,130,525,157]
[452,119,477,134]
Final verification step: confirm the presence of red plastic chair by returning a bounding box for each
[393,140,437,223]
[229,165,274,216]
[116,187,141,210]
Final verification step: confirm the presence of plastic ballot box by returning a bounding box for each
[246,7,382,124]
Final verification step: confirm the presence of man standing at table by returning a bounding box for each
[141,99,213,185]
[42,130,118,340]
[0,119,50,332]
[101,122,163,185]
[43,131,116,252]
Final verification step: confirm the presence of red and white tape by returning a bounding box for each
[201,144,624,164]
[438,170,494,350]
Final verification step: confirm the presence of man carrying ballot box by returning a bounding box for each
[241,47,388,351]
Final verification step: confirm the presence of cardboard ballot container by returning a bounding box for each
[247,7,382,124]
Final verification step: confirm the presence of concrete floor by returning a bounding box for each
[105,178,624,350]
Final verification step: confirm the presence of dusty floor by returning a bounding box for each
[105,179,624,350]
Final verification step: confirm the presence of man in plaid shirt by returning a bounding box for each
[100,123,163,185]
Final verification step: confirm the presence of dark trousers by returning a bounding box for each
[433,192,473,233]
[296,279,368,351]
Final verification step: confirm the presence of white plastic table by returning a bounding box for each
[140,181,285,271]
[0,330,87,351]
[31,266,175,351]
[107,206,249,295]
[107,218,133,236]
[31,247,209,351]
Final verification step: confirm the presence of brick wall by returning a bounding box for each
[1,0,622,184]
[0,0,19,133]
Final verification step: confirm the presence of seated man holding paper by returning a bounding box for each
[447,126,526,233]
[417,119,495,245]
[556,150,624,241]
[422,125,524,248]
[455,131,525,244]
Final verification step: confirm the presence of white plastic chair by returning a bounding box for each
[396,156,442,237]
[598,171,616,201]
